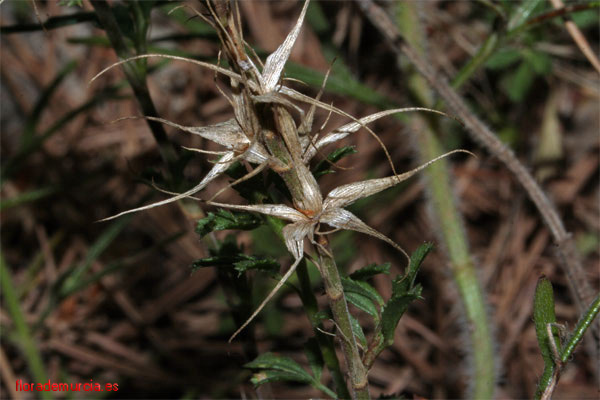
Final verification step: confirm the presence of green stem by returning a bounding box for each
[0,254,53,400]
[418,121,496,399]
[396,3,496,398]
[560,293,600,364]
[317,241,370,400]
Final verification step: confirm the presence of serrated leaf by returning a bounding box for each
[349,314,368,348]
[195,209,262,238]
[234,257,280,274]
[303,338,324,381]
[312,146,358,178]
[381,286,422,345]
[393,243,432,296]
[245,352,313,382]
[192,254,280,275]
[350,262,391,281]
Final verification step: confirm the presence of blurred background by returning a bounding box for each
[1,1,598,398]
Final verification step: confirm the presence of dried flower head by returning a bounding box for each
[91,0,472,342]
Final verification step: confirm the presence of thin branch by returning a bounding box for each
[548,0,600,74]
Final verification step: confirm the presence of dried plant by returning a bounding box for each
[92,1,473,398]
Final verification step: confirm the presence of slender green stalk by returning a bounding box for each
[0,254,53,400]
[317,240,370,400]
[396,3,496,398]
[560,293,600,364]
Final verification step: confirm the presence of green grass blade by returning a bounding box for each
[0,254,53,399]
[0,186,58,211]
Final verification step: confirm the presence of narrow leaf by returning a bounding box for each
[349,262,391,281]
[344,291,379,320]
[342,276,384,307]
[195,209,262,238]
[533,276,563,399]
[381,286,422,345]
[245,352,313,381]
[393,243,432,296]
[349,314,368,349]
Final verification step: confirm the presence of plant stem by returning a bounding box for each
[395,3,496,398]
[296,259,351,399]
[560,293,600,364]
[535,292,600,398]
[317,238,370,400]
[264,216,350,399]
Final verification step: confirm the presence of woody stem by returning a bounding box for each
[317,237,370,400]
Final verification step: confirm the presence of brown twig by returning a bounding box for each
[548,0,600,74]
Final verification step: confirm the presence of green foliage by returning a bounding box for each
[195,209,263,238]
[59,0,83,7]
[192,235,279,276]
[487,46,552,102]
[245,353,336,398]
[533,276,561,399]
[363,243,431,367]
[342,277,384,312]
[349,262,391,281]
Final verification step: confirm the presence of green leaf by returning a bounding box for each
[342,276,384,307]
[312,146,358,179]
[195,209,262,238]
[393,243,432,296]
[501,61,535,102]
[349,262,391,281]
[349,314,368,349]
[59,0,83,7]
[533,277,560,365]
[250,369,311,386]
[306,1,329,34]
[381,286,422,345]
[192,254,279,275]
[533,276,562,399]
[572,9,600,29]
[485,48,522,70]
[345,291,380,320]
[507,0,544,31]
[342,276,384,322]
[245,352,313,382]
[523,50,552,75]
[304,338,324,381]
